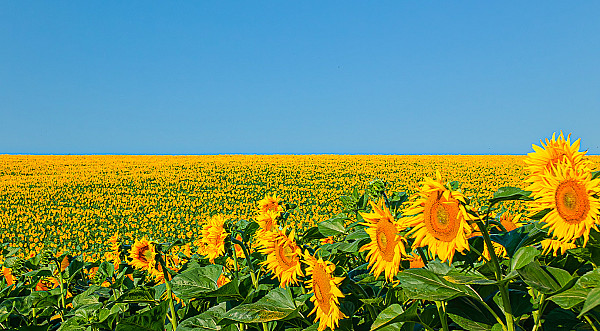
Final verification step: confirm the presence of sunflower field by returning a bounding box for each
[2,132,600,331]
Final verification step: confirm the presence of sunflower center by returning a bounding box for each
[376,220,397,262]
[140,246,153,264]
[275,242,296,269]
[555,180,589,224]
[425,197,460,242]
[312,265,332,314]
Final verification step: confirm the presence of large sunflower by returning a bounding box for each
[129,238,157,271]
[525,132,590,181]
[528,161,600,246]
[304,253,346,331]
[260,227,303,287]
[404,171,473,264]
[359,200,407,281]
[201,215,228,263]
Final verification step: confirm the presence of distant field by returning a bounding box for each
[1,155,599,260]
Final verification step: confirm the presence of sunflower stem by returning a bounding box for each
[475,219,514,331]
[586,315,600,331]
[531,292,546,331]
[348,279,377,321]
[435,301,449,331]
[232,237,259,290]
[55,261,66,321]
[158,255,178,330]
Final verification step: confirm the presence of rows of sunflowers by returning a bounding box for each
[2,132,600,330]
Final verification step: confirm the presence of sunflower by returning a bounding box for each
[2,267,15,287]
[498,212,525,232]
[256,209,280,233]
[129,238,157,271]
[304,253,346,331]
[406,254,425,269]
[359,200,407,281]
[254,209,281,249]
[257,194,283,213]
[528,161,600,246]
[201,215,228,263]
[541,239,577,256]
[404,171,473,264]
[525,132,590,181]
[260,227,303,287]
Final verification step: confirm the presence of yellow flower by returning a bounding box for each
[528,161,600,246]
[359,200,407,281]
[260,227,303,287]
[304,253,346,331]
[256,209,280,233]
[404,171,473,264]
[129,238,157,271]
[525,132,590,182]
[257,194,283,213]
[201,215,228,263]
[498,212,525,232]
[540,239,577,256]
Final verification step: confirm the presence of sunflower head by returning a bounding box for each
[359,200,407,281]
[256,209,281,233]
[525,132,590,180]
[404,171,473,264]
[260,227,303,287]
[257,195,283,214]
[201,215,228,263]
[129,238,157,271]
[498,212,525,232]
[528,161,600,246]
[303,253,346,331]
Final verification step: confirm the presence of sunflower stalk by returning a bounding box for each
[531,291,546,331]
[157,255,177,330]
[585,315,600,331]
[475,219,512,331]
[435,301,449,331]
[55,260,66,321]
[231,237,258,290]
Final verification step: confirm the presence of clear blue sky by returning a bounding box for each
[2,2,599,154]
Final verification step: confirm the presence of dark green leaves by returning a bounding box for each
[116,301,169,331]
[318,214,347,237]
[171,265,223,301]
[397,268,479,301]
[489,187,532,205]
[219,288,303,325]
[370,303,419,331]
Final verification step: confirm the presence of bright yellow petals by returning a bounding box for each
[525,132,590,183]
[129,238,157,271]
[405,171,473,264]
[2,267,15,286]
[528,162,600,246]
[260,227,303,287]
[540,239,577,256]
[256,209,281,233]
[257,195,283,214]
[359,200,407,281]
[406,254,425,269]
[201,215,228,263]
[304,253,346,331]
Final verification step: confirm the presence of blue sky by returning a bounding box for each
[1,2,599,154]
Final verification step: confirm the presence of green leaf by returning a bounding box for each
[302,227,326,242]
[492,290,533,319]
[64,258,85,281]
[446,297,497,331]
[115,287,157,303]
[517,262,573,294]
[510,246,540,271]
[171,264,222,300]
[549,284,589,309]
[579,268,600,288]
[529,208,552,220]
[592,171,600,181]
[490,223,546,257]
[443,270,496,285]
[219,287,301,324]
[72,286,101,308]
[578,287,600,318]
[371,302,419,331]
[345,228,369,241]
[318,214,347,236]
[177,303,226,331]
[116,301,169,331]
[489,187,532,205]
[543,308,581,330]
[397,268,479,301]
